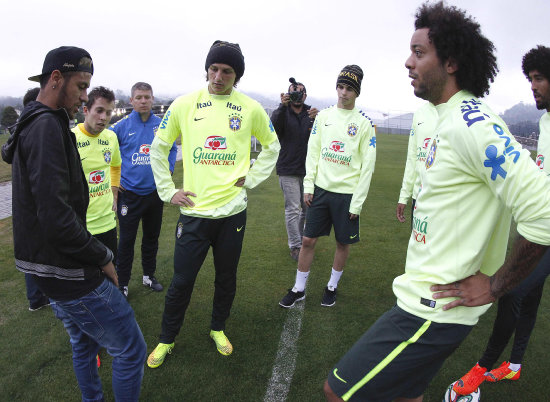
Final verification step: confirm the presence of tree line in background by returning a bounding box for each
[0,91,176,133]
[0,93,545,137]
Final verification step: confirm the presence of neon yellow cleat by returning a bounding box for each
[209,330,233,356]
[147,342,174,368]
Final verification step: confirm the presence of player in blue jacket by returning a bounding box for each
[111,82,177,297]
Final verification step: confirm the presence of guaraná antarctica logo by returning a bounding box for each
[329,141,345,152]
[88,170,112,198]
[88,170,105,184]
[132,144,151,166]
[537,154,545,170]
[193,136,236,166]
[321,141,352,166]
[204,136,227,150]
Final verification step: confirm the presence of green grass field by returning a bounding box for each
[0,133,548,401]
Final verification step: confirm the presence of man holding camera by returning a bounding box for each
[271,78,318,261]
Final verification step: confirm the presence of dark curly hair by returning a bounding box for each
[86,86,115,109]
[414,1,498,98]
[522,45,550,81]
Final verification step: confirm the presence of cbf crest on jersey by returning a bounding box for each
[426,138,437,169]
[347,123,358,137]
[229,113,242,132]
[103,148,112,164]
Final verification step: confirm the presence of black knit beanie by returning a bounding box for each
[205,40,245,80]
[336,65,363,95]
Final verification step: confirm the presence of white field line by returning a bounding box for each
[263,301,305,402]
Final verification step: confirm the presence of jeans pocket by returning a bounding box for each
[55,289,109,340]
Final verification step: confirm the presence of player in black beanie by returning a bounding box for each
[205,40,245,85]
[336,64,363,96]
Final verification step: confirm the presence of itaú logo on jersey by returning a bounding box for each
[204,136,227,150]
[536,154,544,170]
[329,141,345,152]
[89,170,105,184]
[423,138,432,149]
[139,144,151,155]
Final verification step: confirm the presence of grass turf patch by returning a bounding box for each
[0,133,548,401]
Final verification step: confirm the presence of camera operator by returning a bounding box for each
[271,78,319,261]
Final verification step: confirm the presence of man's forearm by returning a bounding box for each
[490,235,548,298]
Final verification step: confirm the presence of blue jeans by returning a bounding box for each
[25,273,45,305]
[50,279,146,402]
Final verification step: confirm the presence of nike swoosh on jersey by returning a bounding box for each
[236,226,244,232]
[333,369,347,383]
[194,117,205,121]
[349,234,358,239]
[325,123,332,126]
[128,132,136,136]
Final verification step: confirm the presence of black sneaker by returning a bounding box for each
[29,296,50,311]
[279,288,305,308]
[119,285,128,298]
[321,286,337,307]
[143,276,163,292]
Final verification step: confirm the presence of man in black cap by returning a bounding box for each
[278,65,377,309]
[1,46,146,401]
[146,40,280,368]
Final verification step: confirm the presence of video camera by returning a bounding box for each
[288,77,304,102]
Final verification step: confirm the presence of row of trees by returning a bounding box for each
[499,102,545,138]
[0,91,176,133]
[1,106,19,130]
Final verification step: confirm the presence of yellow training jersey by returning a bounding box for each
[304,105,376,215]
[535,112,550,176]
[73,124,121,235]
[152,88,279,217]
[393,91,550,326]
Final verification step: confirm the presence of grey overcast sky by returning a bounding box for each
[1,0,549,115]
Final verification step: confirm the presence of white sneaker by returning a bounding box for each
[119,285,128,298]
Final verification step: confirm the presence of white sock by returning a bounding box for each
[327,268,343,289]
[509,363,521,371]
[293,270,309,292]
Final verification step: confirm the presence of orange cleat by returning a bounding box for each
[486,361,521,382]
[453,363,488,395]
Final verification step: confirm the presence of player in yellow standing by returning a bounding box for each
[73,86,121,263]
[146,41,280,368]
[73,86,122,370]
[324,3,550,401]
[279,65,376,308]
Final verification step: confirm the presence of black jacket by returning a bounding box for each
[271,103,314,176]
[2,101,112,300]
